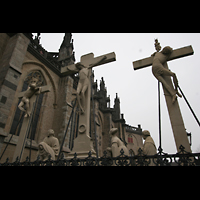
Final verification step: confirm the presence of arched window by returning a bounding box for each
[128,135,133,143]
[10,71,46,140]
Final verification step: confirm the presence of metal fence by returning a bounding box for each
[1,145,200,166]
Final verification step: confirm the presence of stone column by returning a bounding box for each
[0,33,30,157]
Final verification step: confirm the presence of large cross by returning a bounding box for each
[61,52,116,158]
[132,45,194,153]
[12,85,51,162]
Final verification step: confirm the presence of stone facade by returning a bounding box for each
[0,33,143,162]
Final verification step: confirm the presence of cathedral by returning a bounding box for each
[0,33,143,162]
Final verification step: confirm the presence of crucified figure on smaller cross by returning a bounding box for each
[18,76,42,117]
[73,55,107,114]
[151,44,182,103]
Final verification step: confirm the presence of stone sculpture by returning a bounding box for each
[73,56,106,114]
[142,130,157,155]
[38,129,60,161]
[18,75,42,117]
[64,52,116,158]
[142,130,157,166]
[107,128,129,157]
[13,71,50,162]
[151,41,182,103]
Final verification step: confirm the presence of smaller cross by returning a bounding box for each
[62,52,116,138]
[62,52,116,158]
[12,85,51,162]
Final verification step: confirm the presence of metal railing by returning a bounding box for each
[1,145,200,166]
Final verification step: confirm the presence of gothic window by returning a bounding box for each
[128,135,133,143]
[10,71,46,140]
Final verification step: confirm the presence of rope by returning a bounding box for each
[57,98,77,160]
[178,85,200,127]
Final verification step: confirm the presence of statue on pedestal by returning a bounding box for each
[107,128,129,157]
[38,129,60,161]
[142,130,156,166]
[142,130,156,155]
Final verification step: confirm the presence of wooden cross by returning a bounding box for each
[132,45,194,153]
[12,85,51,162]
[61,52,116,157]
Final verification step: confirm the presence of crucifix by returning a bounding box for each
[132,40,194,153]
[12,76,51,162]
[61,52,116,157]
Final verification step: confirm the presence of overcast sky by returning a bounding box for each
[34,33,200,154]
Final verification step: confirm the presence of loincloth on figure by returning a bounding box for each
[152,59,172,79]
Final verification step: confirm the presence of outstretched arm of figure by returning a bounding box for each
[88,56,107,68]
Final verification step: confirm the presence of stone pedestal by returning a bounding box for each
[67,68,97,159]
[67,133,96,159]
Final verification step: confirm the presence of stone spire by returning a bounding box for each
[113,93,121,120]
[100,77,105,91]
[57,33,75,67]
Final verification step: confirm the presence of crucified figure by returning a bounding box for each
[151,46,182,103]
[73,55,107,114]
[18,77,41,117]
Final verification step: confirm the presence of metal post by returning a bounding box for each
[90,74,99,158]
[158,81,162,149]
